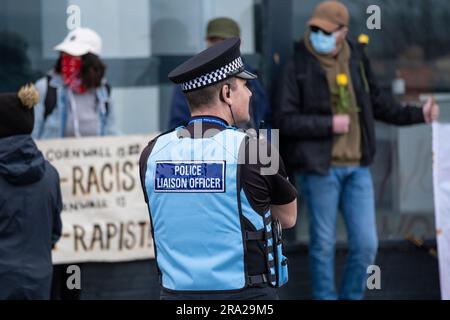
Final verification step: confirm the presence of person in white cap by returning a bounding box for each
[32,27,118,139]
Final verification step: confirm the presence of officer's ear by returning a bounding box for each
[220,83,232,103]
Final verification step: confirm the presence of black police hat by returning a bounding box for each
[168,37,256,92]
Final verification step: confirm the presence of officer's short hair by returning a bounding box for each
[185,77,236,111]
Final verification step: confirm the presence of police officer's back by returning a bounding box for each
[140,38,297,299]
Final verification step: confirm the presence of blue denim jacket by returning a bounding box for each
[32,72,118,139]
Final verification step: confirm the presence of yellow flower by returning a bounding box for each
[336,74,348,87]
[358,33,369,45]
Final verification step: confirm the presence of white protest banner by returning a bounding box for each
[432,123,450,300]
[36,135,157,264]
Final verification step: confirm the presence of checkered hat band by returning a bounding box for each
[181,57,244,91]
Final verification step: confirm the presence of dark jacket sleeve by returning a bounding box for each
[139,139,158,204]
[275,60,333,139]
[51,166,63,246]
[248,78,271,128]
[362,50,425,125]
[168,85,191,129]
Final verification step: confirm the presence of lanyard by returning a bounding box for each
[187,117,230,129]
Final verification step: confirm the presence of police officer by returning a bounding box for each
[139,38,297,300]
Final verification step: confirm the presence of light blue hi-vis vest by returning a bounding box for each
[144,126,281,292]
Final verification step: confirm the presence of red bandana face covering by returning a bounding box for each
[61,53,87,94]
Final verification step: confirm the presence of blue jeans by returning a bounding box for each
[299,166,378,300]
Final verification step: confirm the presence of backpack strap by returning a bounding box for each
[44,74,57,121]
[104,81,111,115]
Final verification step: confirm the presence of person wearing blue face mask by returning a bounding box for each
[274,0,439,300]
[309,25,340,54]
